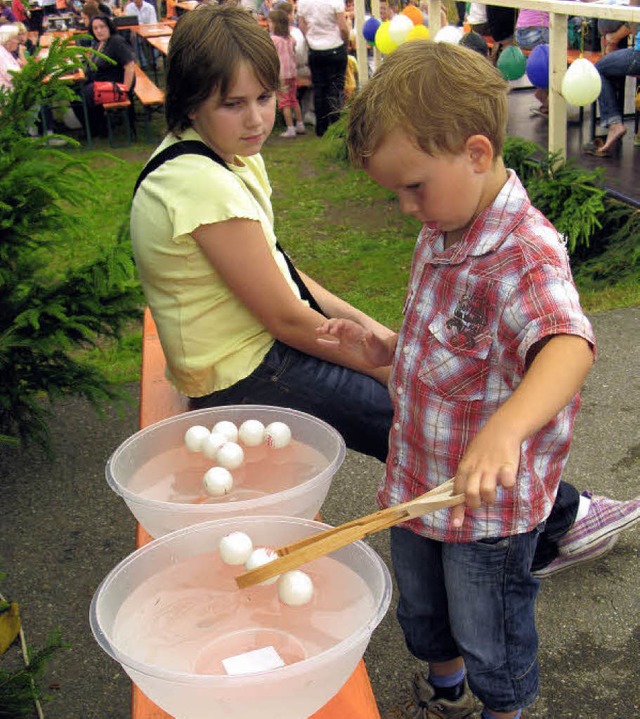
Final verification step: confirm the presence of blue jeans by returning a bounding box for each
[595,48,640,127]
[190,340,578,564]
[515,26,549,51]
[189,340,392,462]
[390,525,542,713]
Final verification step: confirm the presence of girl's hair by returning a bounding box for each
[268,8,289,37]
[165,4,280,135]
[89,14,117,39]
[348,41,508,166]
[15,21,27,33]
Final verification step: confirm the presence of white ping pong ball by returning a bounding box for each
[238,419,265,447]
[184,425,210,452]
[215,441,245,470]
[212,420,238,442]
[219,531,254,565]
[245,547,279,585]
[203,466,233,496]
[264,421,292,449]
[278,570,314,606]
[201,431,227,459]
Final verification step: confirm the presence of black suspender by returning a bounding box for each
[133,141,326,317]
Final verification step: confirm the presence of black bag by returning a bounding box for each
[133,141,326,316]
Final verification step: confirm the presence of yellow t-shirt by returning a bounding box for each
[130,128,304,397]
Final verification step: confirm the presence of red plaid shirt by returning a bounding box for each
[379,172,595,542]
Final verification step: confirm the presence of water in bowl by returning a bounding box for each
[127,440,328,504]
[111,548,375,675]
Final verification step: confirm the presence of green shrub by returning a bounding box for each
[0,40,143,453]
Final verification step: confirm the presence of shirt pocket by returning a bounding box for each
[417,314,492,401]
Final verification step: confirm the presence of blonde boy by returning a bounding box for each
[319,42,595,719]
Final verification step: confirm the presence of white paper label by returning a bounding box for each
[222,646,285,676]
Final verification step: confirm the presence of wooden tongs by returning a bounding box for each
[235,479,464,589]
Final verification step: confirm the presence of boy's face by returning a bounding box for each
[365,129,492,242]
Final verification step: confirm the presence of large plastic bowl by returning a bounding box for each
[90,515,391,719]
[106,406,346,538]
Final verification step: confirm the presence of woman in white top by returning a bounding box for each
[297,0,349,137]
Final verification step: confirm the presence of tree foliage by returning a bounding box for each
[0,40,143,453]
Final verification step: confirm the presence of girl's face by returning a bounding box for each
[189,61,276,164]
[91,19,111,41]
[18,31,27,43]
[4,35,19,52]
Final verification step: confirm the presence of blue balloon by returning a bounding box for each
[362,16,381,43]
[526,43,549,89]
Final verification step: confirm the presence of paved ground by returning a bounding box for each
[0,307,638,719]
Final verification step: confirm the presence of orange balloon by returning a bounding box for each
[402,4,424,26]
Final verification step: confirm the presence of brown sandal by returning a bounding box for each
[583,137,616,157]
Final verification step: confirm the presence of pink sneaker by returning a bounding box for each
[558,492,640,556]
[532,534,618,578]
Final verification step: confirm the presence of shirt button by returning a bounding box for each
[392,457,399,466]
[403,346,410,354]
[393,422,400,430]
[397,387,404,395]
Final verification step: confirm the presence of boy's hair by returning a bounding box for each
[165,4,279,135]
[348,40,509,167]
[269,8,289,37]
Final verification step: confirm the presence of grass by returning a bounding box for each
[54,131,639,385]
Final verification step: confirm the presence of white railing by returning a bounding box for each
[353,0,640,159]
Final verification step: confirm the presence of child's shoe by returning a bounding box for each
[383,672,476,719]
[532,534,618,578]
[280,126,297,138]
[295,121,306,134]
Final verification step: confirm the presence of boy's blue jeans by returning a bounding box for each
[390,525,542,713]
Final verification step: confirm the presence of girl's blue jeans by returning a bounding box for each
[595,48,640,127]
[390,525,543,713]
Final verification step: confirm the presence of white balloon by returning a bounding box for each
[561,58,602,107]
[388,14,414,45]
[434,25,463,44]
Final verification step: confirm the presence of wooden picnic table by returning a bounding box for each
[146,35,170,56]
[134,308,382,719]
[38,30,80,47]
[130,22,175,38]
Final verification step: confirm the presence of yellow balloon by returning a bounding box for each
[375,21,399,54]
[406,24,430,42]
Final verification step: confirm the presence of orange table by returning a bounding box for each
[131,22,175,38]
[146,35,170,56]
[134,308,381,719]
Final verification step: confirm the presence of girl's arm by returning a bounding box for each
[192,218,391,384]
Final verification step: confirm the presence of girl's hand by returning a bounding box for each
[316,318,394,368]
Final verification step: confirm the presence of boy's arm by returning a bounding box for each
[451,333,594,527]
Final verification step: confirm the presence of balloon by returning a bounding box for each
[362,16,381,43]
[561,58,602,106]
[406,24,430,41]
[497,45,527,81]
[375,21,399,54]
[389,14,414,45]
[401,4,424,26]
[526,43,549,89]
[434,25,463,44]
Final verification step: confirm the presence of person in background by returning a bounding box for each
[485,4,518,63]
[124,0,157,24]
[269,8,305,137]
[297,0,348,137]
[278,1,313,126]
[515,8,549,116]
[0,0,16,24]
[11,0,28,23]
[13,20,33,60]
[467,2,490,35]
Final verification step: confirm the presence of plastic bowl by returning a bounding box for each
[90,515,392,719]
[106,406,346,538]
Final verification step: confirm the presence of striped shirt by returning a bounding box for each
[379,171,595,543]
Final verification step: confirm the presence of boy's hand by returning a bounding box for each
[450,421,519,528]
[316,318,394,368]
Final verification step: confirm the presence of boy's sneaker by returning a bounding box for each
[532,534,618,578]
[383,672,476,719]
[558,492,640,556]
[280,126,297,138]
[295,121,306,134]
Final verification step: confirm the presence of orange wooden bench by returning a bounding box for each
[134,307,381,719]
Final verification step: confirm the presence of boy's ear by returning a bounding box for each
[465,135,495,173]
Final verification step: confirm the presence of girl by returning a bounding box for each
[268,7,304,137]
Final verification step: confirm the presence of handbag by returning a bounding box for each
[93,81,129,105]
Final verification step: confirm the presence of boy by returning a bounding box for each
[318,42,596,719]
